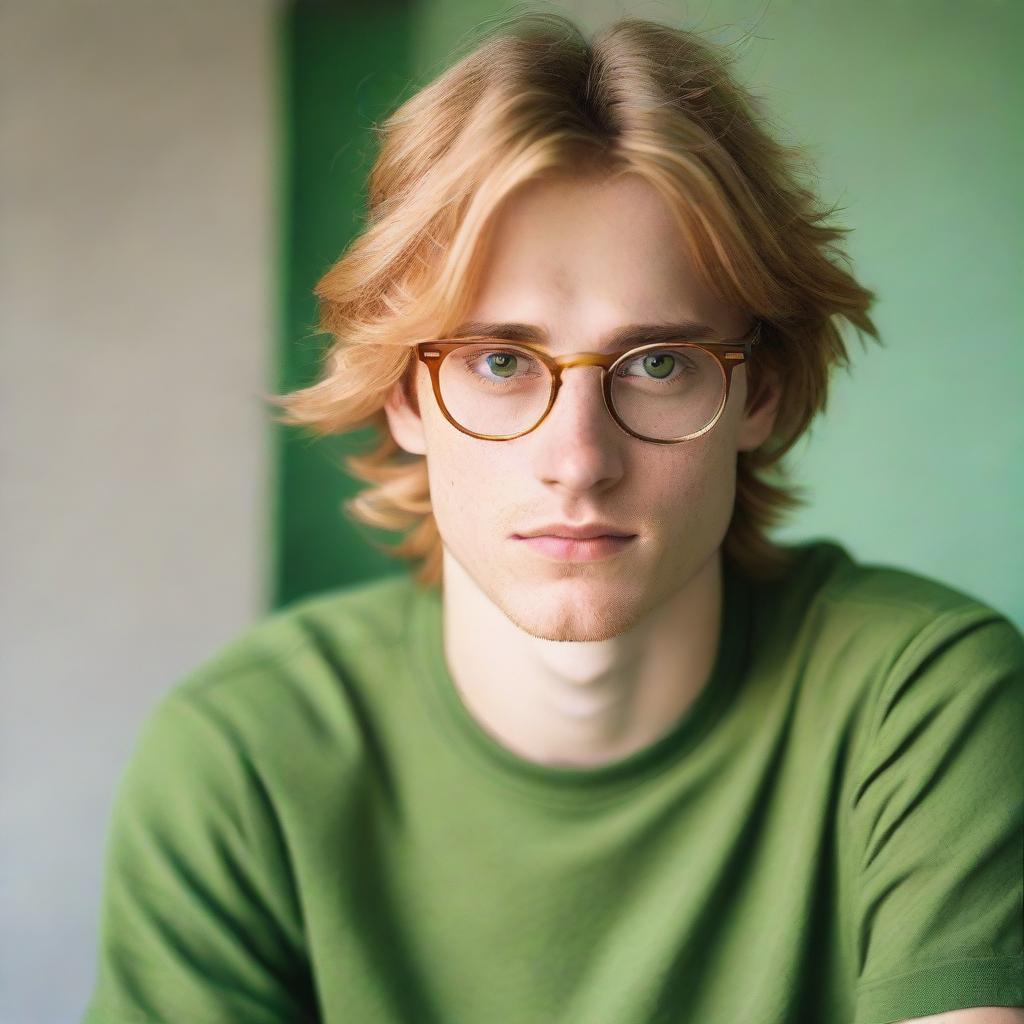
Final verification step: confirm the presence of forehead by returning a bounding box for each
[470,171,708,312]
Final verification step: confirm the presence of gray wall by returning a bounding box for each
[0,3,278,1021]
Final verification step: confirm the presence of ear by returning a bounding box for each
[383,364,428,457]
[735,364,782,453]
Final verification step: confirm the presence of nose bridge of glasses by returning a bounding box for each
[546,360,615,434]
[551,353,618,386]
[554,352,615,370]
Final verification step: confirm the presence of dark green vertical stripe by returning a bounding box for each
[273,0,417,609]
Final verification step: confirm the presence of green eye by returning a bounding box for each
[617,351,686,381]
[485,352,519,378]
[641,353,675,380]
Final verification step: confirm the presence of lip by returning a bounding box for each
[513,534,636,562]
[513,522,634,540]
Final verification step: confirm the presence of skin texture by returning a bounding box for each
[385,170,781,769]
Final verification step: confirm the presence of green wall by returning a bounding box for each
[274,0,418,606]
[277,0,1023,625]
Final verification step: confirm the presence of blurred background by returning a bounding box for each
[1,0,1021,1021]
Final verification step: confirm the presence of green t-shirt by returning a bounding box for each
[83,539,1023,1024]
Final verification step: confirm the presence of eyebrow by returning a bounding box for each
[447,319,721,351]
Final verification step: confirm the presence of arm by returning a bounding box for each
[848,610,1024,1024]
[83,691,315,1023]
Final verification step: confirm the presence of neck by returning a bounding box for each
[440,547,724,769]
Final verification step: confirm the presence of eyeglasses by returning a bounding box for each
[413,322,761,444]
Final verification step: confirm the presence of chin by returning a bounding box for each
[497,577,648,643]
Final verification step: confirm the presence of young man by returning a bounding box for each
[83,13,1023,1024]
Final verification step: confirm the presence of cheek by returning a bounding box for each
[421,432,500,535]
[649,440,719,499]
[645,437,737,531]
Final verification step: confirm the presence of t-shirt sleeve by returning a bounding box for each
[82,690,316,1024]
[849,608,1024,1024]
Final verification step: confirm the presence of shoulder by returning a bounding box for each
[175,570,417,699]
[136,571,423,786]
[181,570,417,688]
[759,537,1021,656]
[744,539,1024,749]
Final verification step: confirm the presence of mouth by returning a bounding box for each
[512,534,637,562]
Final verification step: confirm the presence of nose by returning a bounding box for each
[530,364,626,492]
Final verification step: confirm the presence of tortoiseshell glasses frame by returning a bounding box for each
[412,321,762,444]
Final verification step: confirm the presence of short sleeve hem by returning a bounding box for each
[852,954,1024,1024]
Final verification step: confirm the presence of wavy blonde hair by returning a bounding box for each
[266,11,880,591]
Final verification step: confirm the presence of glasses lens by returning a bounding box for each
[439,344,552,437]
[438,343,726,440]
[609,345,725,440]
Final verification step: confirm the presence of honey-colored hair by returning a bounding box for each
[265,12,880,591]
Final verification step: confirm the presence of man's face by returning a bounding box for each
[386,171,777,642]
